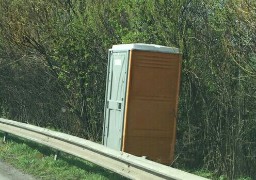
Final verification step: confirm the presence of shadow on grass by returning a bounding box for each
[60,153,127,180]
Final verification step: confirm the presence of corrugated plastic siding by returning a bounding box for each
[122,50,181,164]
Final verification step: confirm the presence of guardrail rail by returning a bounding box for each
[0,118,208,180]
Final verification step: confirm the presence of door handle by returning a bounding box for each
[118,103,121,110]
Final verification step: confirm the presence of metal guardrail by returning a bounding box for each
[0,118,208,180]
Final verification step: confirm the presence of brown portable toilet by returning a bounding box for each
[103,43,182,165]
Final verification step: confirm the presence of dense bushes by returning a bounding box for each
[0,0,255,179]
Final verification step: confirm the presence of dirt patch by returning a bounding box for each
[0,160,36,180]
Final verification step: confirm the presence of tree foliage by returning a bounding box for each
[0,0,255,178]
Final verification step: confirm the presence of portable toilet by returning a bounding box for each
[102,43,182,165]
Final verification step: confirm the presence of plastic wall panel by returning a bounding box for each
[122,50,181,164]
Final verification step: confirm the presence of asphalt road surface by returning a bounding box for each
[0,160,36,180]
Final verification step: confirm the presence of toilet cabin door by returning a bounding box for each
[103,51,129,150]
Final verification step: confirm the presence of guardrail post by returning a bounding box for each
[54,150,60,161]
[3,132,8,143]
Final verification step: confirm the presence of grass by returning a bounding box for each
[192,169,214,179]
[189,167,253,180]
[0,132,127,180]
